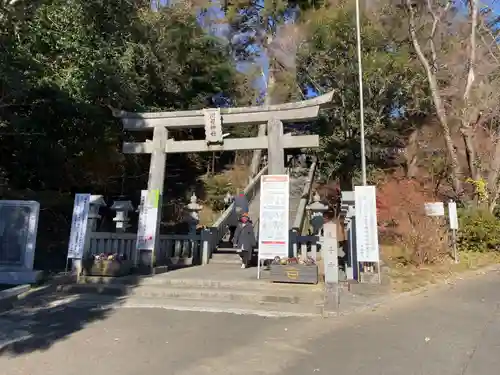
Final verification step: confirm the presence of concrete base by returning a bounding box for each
[360,272,381,284]
[0,269,43,285]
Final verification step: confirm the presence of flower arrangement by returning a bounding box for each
[271,256,316,266]
[82,252,132,277]
[92,252,127,262]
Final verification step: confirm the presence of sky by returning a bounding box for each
[154,0,500,103]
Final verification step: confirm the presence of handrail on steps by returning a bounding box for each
[292,159,317,232]
[210,165,269,249]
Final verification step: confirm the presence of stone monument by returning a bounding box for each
[0,200,43,284]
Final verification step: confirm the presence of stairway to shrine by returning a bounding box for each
[51,264,324,317]
[209,167,309,266]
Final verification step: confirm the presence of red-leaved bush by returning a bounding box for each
[377,174,448,265]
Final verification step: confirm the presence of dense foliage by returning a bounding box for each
[296,5,429,186]
[0,0,247,193]
[458,209,500,253]
[0,0,248,269]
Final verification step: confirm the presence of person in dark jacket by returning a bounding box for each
[228,193,250,243]
[232,213,256,269]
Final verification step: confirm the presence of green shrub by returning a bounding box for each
[201,174,234,211]
[458,209,500,252]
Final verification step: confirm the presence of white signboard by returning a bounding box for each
[448,201,459,230]
[136,189,160,251]
[203,108,223,144]
[67,194,91,259]
[258,175,290,260]
[354,186,380,263]
[424,202,445,216]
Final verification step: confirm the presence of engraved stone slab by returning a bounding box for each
[0,200,42,284]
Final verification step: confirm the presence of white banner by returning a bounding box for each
[67,194,91,259]
[136,189,160,251]
[448,201,458,230]
[258,175,290,260]
[354,186,380,263]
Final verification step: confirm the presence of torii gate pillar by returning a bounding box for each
[267,117,285,175]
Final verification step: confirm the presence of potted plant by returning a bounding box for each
[270,256,319,284]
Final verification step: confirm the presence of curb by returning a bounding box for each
[0,285,31,313]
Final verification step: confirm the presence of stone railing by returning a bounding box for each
[87,232,205,266]
[290,160,317,257]
[291,159,317,231]
[80,194,213,268]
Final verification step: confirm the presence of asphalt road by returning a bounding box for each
[0,268,499,375]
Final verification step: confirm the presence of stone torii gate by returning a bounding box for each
[113,91,334,265]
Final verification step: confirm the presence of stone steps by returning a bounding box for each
[50,265,325,317]
[210,247,242,265]
[14,293,322,318]
[59,278,322,296]
[54,284,323,317]
[209,253,242,265]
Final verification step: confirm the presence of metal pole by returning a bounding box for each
[452,229,459,264]
[356,0,367,186]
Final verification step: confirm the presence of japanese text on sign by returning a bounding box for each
[258,175,290,260]
[354,185,380,263]
[136,190,159,251]
[203,108,223,143]
[67,194,91,260]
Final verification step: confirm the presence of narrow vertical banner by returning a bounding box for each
[448,200,459,263]
[67,194,91,260]
[448,201,458,230]
[354,185,380,263]
[136,189,160,251]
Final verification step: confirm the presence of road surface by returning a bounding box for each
[0,267,499,375]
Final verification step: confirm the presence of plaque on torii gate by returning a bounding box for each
[113,91,334,267]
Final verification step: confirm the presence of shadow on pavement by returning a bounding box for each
[0,275,141,357]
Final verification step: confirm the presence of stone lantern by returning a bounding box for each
[186,193,203,235]
[88,195,106,232]
[306,192,329,235]
[111,200,135,232]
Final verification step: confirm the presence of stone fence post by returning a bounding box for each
[78,195,106,274]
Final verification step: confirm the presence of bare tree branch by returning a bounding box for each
[464,0,478,102]
[426,0,451,72]
[406,0,463,196]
